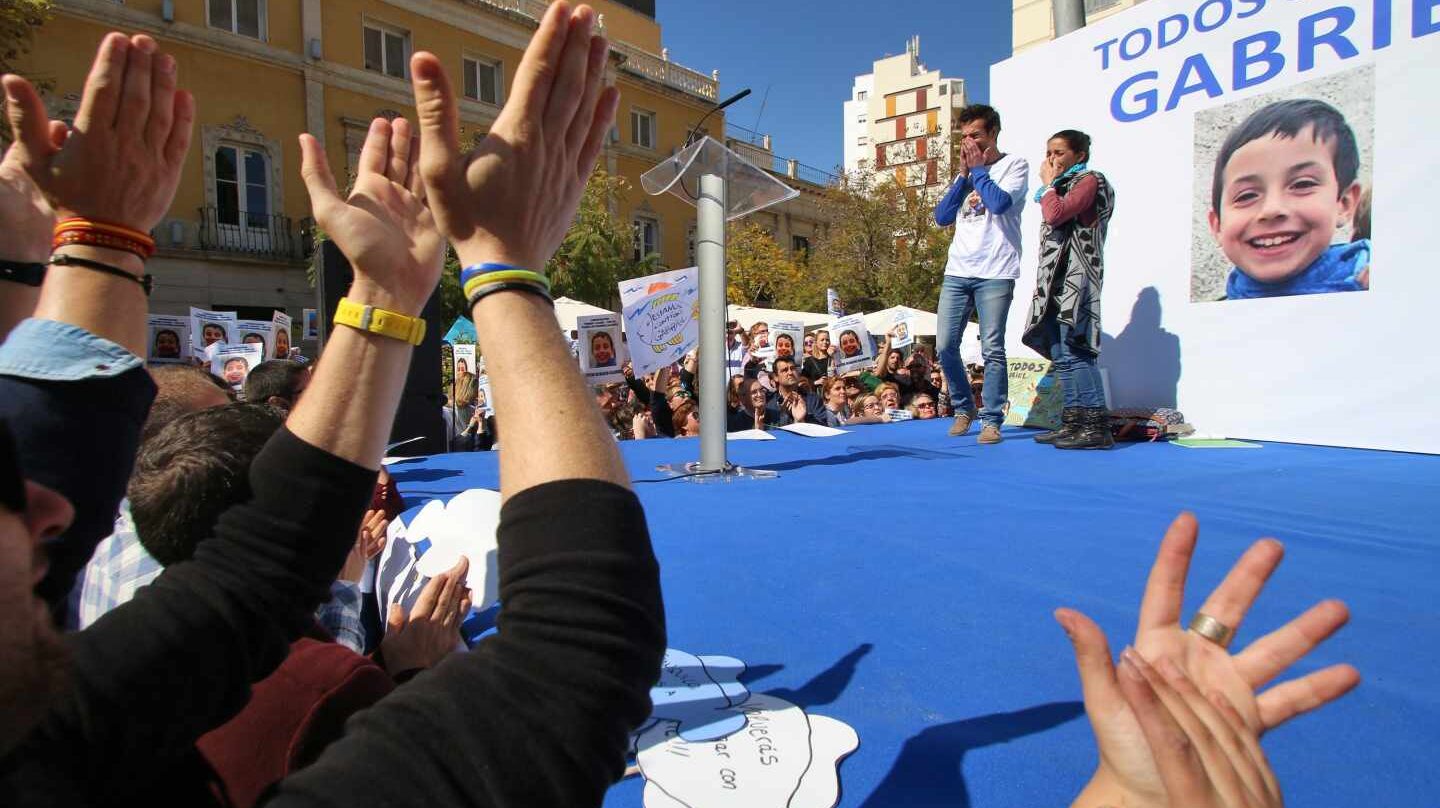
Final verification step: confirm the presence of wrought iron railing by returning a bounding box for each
[197,206,311,260]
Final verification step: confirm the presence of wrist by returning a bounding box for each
[51,244,146,279]
[453,240,543,278]
[346,278,427,319]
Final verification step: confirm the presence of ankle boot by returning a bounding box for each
[1034,407,1082,444]
[1054,407,1115,450]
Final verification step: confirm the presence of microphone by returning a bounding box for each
[685,88,751,147]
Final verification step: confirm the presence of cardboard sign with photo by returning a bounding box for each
[770,320,805,367]
[828,314,874,373]
[884,310,915,349]
[146,315,190,364]
[190,307,237,354]
[475,374,494,417]
[235,319,275,360]
[452,344,477,380]
[302,308,320,340]
[211,343,264,390]
[577,313,627,385]
[271,311,293,359]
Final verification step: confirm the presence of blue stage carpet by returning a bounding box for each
[387,421,1440,807]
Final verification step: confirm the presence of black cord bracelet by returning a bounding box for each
[0,260,46,287]
[49,253,153,296]
[464,279,554,310]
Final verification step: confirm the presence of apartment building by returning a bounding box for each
[1012,0,1146,53]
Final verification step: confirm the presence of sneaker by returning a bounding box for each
[977,424,1003,444]
[948,410,978,436]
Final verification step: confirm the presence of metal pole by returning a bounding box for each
[696,173,728,472]
[1052,0,1087,38]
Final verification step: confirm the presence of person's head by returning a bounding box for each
[775,333,795,359]
[671,400,699,437]
[822,376,848,410]
[742,378,767,410]
[143,365,234,444]
[152,329,181,358]
[876,382,901,410]
[242,332,265,347]
[929,366,944,388]
[590,331,616,366]
[803,333,815,355]
[749,321,769,348]
[242,360,310,412]
[842,374,864,402]
[128,404,284,567]
[272,326,291,359]
[727,374,745,408]
[772,356,801,391]
[0,420,75,756]
[957,104,1002,155]
[453,373,478,408]
[839,329,862,358]
[222,357,249,385]
[456,358,470,375]
[909,394,937,420]
[201,322,226,346]
[1047,129,1091,174]
[815,330,831,355]
[1208,99,1362,285]
[886,349,903,372]
[858,394,882,417]
[595,383,623,415]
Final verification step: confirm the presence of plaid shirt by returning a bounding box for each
[77,502,366,654]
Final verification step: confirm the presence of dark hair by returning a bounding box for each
[773,355,798,374]
[671,399,697,435]
[1049,129,1091,162]
[153,328,180,347]
[242,360,308,409]
[591,331,613,347]
[957,104,1001,135]
[1210,98,1359,217]
[143,365,233,443]
[128,404,284,566]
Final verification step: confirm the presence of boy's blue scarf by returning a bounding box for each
[1032,162,1088,202]
[1226,240,1370,300]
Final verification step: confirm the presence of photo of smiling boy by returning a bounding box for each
[1207,98,1369,300]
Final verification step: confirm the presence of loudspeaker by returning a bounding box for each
[315,240,447,455]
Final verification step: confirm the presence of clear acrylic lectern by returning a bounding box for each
[640,136,799,480]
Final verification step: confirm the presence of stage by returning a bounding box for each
[387,421,1440,807]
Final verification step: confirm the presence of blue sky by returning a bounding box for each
[655,0,1016,176]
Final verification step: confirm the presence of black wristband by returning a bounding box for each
[49,253,153,296]
[465,279,553,310]
[0,260,46,287]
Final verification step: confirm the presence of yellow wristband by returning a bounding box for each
[462,269,549,299]
[333,297,427,346]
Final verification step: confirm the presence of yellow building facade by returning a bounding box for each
[1012,0,1147,53]
[22,0,745,337]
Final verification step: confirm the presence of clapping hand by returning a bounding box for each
[338,508,389,583]
[410,1,617,272]
[782,390,806,423]
[1057,513,1359,807]
[300,114,445,317]
[380,556,472,676]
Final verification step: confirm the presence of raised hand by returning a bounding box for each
[410,1,618,272]
[0,75,65,262]
[1058,513,1358,807]
[380,556,471,676]
[299,115,444,316]
[1040,155,1059,185]
[22,33,193,232]
[338,508,389,583]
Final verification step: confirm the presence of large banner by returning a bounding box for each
[992,0,1437,452]
[620,267,701,377]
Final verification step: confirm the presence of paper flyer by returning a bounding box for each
[828,314,874,373]
[190,307,237,353]
[211,343,263,390]
[452,343,477,379]
[577,312,627,384]
[235,319,275,360]
[302,308,320,340]
[146,314,190,364]
[770,320,804,366]
[622,269,700,377]
[270,311,293,359]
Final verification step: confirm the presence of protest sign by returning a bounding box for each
[826,287,844,317]
[145,315,189,364]
[235,319,275,359]
[882,309,914,349]
[622,269,700,377]
[211,343,263,390]
[452,344,477,379]
[302,308,319,340]
[270,311,293,359]
[1003,357,1063,429]
[770,320,804,366]
[475,374,493,417]
[828,314,873,373]
[190,307,237,353]
[577,313,627,384]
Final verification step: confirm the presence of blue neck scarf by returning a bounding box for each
[1033,162,1088,203]
[1225,240,1371,300]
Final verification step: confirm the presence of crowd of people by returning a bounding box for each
[1,7,1360,808]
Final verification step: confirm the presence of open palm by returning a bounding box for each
[299,116,445,315]
[1058,513,1360,806]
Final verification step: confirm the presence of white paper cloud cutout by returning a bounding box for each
[373,489,502,618]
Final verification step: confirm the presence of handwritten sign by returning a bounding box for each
[646,649,751,742]
[1003,358,1063,429]
[636,692,858,808]
[625,277,700,377]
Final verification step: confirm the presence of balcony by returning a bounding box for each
[463,0,717,102]
[196,206,313,261]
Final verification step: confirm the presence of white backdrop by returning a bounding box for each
[991,0,1437,452]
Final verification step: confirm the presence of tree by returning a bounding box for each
[725,219,802,307]
[544,168,658,309]
[0,1,51,147]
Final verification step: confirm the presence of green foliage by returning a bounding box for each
[0,1,48,77]
[725,219,802,307]
[544,168,659,309]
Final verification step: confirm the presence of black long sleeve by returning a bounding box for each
[266,479,666,808]
[3,428,376,803]
[0,366,156,618]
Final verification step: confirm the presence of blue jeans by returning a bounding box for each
[936,276,1014,427]
[1042,315,1105,409]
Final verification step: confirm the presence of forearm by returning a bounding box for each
[934,176,968,226]
[33,244,149,358]
[1042,175,1098,226]
[284,279,416,470]
[969,167,1014,215]
[470,289,630,498]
